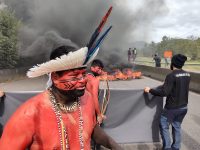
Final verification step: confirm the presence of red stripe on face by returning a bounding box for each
[52,69,87,91]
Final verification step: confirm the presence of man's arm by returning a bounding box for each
[86,75,102,119]
[0,103,35,149]
[144,74,174,97]
[92,125,122,150]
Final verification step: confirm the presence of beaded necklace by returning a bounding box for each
[49,89,84,150]
[57,101,78,113]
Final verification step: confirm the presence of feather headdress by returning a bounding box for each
[27,6,113,78]
[27,47,88,78]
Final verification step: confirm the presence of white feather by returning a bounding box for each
[27,47,88,78]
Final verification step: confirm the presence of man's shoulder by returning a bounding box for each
[174,70,190,78]
[81,90,94,107]
[25,91,47,103]
[168,70,190,79]
[86,73,99,82]
[14,91,49,115]
[87,76,99,85]
[166,71,175,80]
[87,72,95,78]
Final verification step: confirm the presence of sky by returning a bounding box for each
[1,0,200,62]
[1,0,200,44]
[127,0,200,42]
[2,0,199,44]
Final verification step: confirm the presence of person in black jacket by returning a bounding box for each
[144,54,190,150]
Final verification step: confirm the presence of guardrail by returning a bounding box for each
[1,65,200,93]
[0,67,29,82]
[135,64,200,94]
[135,60,200,66]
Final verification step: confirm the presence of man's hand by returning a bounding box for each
[97,114,107,124]
[144,87,150,93]
[0,90,5,97]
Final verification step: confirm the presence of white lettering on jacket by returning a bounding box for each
[176,73,190,77]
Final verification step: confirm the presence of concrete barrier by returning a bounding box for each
[1,65,200,94]
[0,67,29,83]
[135,64,200,94]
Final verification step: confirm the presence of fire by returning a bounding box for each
[97,68,142,81]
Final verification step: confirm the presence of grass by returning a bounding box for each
[134,57,200,72]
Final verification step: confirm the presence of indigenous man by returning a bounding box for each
[87,59,106,150]
[0,46,122,150]
[144,54,190,150]
[86,59,105,124]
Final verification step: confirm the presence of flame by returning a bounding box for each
[98,68,142,81]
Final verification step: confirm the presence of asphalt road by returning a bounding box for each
[0,76,200,150]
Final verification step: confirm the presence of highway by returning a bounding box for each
[1,76,200,150]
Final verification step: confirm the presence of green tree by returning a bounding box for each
[0,9,21,68]
[155,36,200,60]
[195,38,200,59]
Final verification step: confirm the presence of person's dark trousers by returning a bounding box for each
[91,140,101,150]
[94,141,101,150]
[159,107,187,150]
[94,123,104,150]
[163,148,179,150]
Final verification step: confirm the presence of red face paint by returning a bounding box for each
[91,66,103,75]
[52,69,87,91]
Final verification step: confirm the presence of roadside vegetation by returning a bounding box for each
[135,35,200,72]
[0,8,21,69]
[135,56,200,72]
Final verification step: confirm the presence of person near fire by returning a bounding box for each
[132,48,137,62]
[87,59,106,150]
[0,45,122,150]
[144,54,190,150]
[86,59,106,125]
[128,48,132,63]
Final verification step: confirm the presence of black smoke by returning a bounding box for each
[5,0,168,65]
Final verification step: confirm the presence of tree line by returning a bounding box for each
[143,36,200,60]
[0,8,21,69]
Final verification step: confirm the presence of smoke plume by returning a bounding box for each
[5,0,168,65]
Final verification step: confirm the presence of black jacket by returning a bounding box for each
[150,69,191,109]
